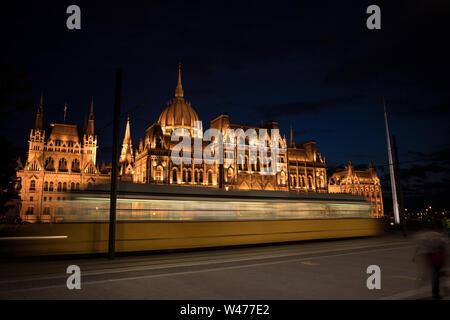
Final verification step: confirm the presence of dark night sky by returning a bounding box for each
[1,0,449,210]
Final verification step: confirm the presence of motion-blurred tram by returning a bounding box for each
[0,183,383,256]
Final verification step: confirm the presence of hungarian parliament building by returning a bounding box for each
[15,67,384,222]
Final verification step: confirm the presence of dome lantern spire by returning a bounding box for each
[34,92,44,130]
[158,63,199,135]
[175,62,184,98]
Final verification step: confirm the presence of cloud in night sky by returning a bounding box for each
[251,96,361,119]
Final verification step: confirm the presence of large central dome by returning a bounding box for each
[158,66,199,135]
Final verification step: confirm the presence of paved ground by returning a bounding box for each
[0,233,449,300]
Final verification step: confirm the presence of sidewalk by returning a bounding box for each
[380,279,450,300]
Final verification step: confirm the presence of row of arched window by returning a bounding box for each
[291,175,307,188]
[225,135,284,148]
[41,181,81,192]
[169,168,214,185]
[44,158,81,172]
[156,166,286,186]
[289,175,325,188]
[237,156,276,172]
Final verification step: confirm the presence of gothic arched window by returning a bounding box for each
[45,157,54,171]
[156,137,162,149]
[238,155,245,170]
[227,168,233,182]
[58,158,68,171]
[208,171,213,185]
[237,136,245,148]
[71,159,80,172]
[155,166,163,182]
[280,171,286,185]
[171,169,177,183]
[29,180,36,191]
[308,176,313,188]
[86,164,95,174]
[29,160,39,171]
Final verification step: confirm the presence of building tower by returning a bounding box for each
[27,93,45,172]
[119,115,134,179]
[82,99,97,174]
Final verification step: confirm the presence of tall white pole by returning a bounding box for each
[383,99,400,224]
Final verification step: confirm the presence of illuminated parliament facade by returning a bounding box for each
[16,67,383,222]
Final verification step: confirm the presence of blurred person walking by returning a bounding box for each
[413,231,447,299]
[442,216,450,238]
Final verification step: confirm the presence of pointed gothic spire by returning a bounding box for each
[89,98,94,118]
[34,93,44,130]
[120,115,133,164]
[175,62,184,98]
[289,125,295,148]
[369,159,376,177]
[123,114,131,145]
[17,156,23,170]
[86,99,95,135]
[348,158,353,176]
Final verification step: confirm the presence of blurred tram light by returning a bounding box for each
[0,185,384,256]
